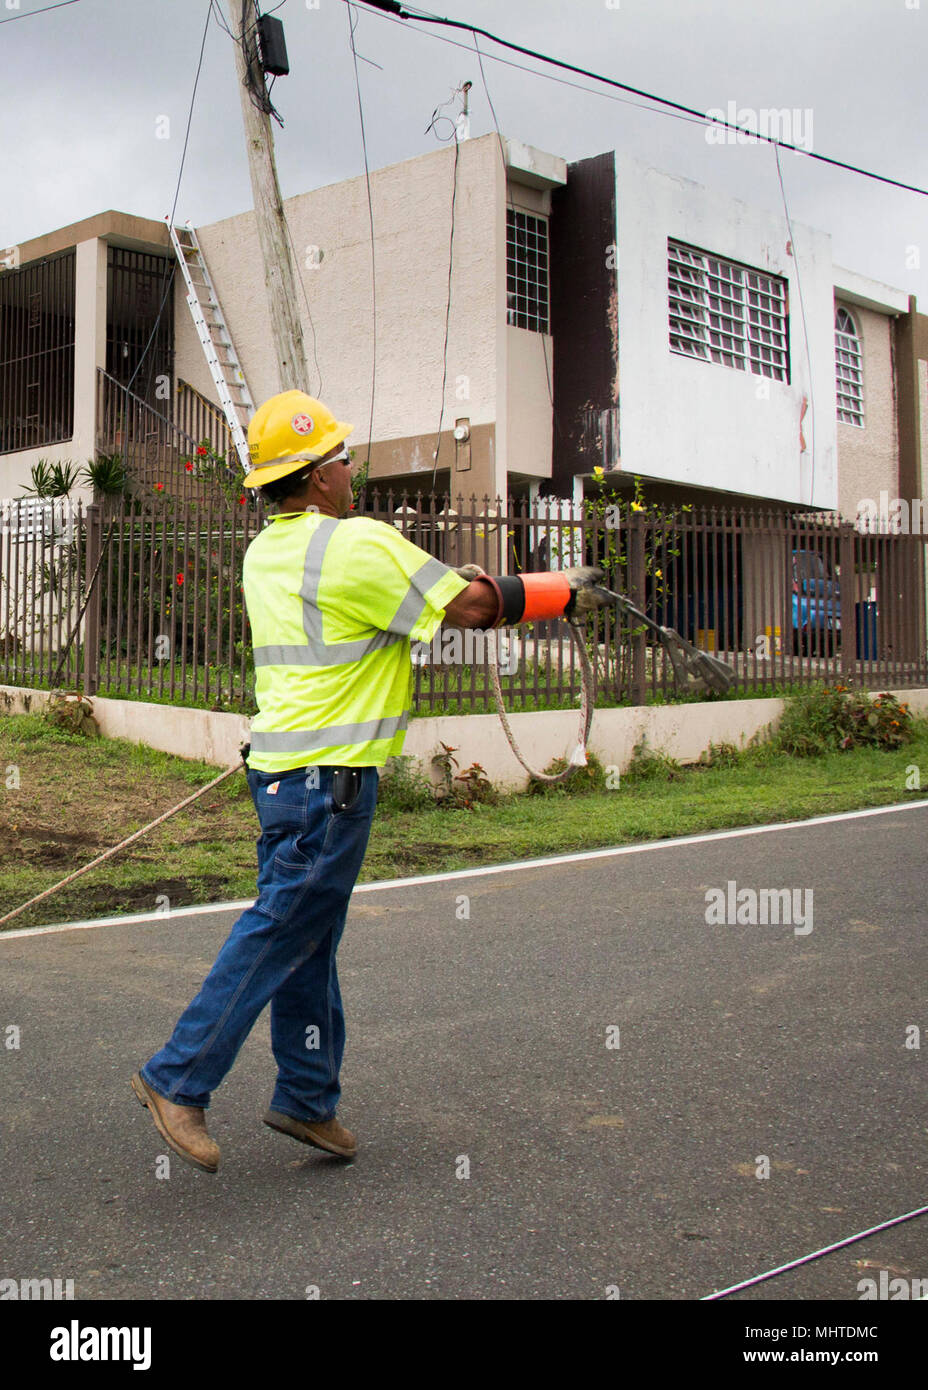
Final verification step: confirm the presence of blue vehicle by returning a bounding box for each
[792,549,841,654]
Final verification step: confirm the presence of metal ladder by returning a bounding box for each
[167,220,255,472]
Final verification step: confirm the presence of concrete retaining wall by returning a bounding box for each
[3,685,927,791]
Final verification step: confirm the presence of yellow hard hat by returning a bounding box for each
[243,390,353,488]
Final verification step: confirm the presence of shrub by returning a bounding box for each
[377,755,436,812]
[527,750,607,795]
[775,683,914,757]
[622,736,684,783]
[697,740,742,770]
[431,742,500,809]
[44,690,100,738]
[20,458,81,499]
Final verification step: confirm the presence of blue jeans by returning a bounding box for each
[141,764,379,1122]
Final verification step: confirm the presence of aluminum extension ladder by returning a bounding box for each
[167,219,255,472]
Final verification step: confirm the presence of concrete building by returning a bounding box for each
[2,133,925,520]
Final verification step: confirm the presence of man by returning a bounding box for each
[132,391,603,1173]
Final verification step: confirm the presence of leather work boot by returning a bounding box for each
[131,1072,220,1174]
[263,1108,357,1159]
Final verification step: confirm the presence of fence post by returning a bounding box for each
[839,521,857,685]
[629,509,647,705]
[83,503,103,697]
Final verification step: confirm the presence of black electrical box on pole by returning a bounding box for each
[257,15,289,76]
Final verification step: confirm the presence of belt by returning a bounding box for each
[240,744,363,812]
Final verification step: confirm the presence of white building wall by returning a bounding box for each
[614,154,838,509]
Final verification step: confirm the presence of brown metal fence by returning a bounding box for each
[0,491,925,713]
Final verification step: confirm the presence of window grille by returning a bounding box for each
[507,209,549,334]
[835,306,864,426]
[0,249,76,455]
[668,240,789,381]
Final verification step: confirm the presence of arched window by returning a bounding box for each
[835,307,864,426]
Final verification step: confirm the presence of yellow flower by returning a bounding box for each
[654,568,662,578]
[592,465,605,478]
[631,502,644,512]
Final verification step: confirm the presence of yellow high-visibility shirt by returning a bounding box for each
[243,511,468,772]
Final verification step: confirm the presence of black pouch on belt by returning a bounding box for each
[331,766,362,812]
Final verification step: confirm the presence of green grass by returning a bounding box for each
[1,709,927,932]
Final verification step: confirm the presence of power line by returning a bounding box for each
[281,212,323,398]
[472,31,563,484]
[431,118,460,489]
[350,0,928,199]
[210,0,237,39]
[350,1,711,137]
[347,3,377,472]
[121,0,215,464]
[0,0,83,24]
[773,141,816,507]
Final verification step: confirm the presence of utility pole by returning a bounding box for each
[233,2,309,393]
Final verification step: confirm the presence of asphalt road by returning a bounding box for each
[1,804,926,1301]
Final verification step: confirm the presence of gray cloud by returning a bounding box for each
[1,0,925,302]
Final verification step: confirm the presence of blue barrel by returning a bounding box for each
[856,601,877,659]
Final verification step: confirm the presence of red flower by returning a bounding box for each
[155,482,165,492]
[176,573,184,586]
[185,461,193,473]
[238,495,246,505]
[196,446,208,456]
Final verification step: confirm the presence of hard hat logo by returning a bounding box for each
[243,391,354,490]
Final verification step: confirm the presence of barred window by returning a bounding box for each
[835,306,864,427]
[668,240,789,381]
[507,209,549,333]
[0,249,76,455]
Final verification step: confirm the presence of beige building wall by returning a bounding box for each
[920,357,928,498]
[835,301,899,520]
[504,179,554,487]
[175,136,509,500]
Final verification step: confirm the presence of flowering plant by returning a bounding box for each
[181,439,253,510]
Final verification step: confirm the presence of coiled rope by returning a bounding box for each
[486,620,596,784]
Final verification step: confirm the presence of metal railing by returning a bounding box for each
[0,492,925,712]
[174,378,234,463]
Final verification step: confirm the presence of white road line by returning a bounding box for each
[3,797,927,941]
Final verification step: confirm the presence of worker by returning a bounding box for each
[132,391,605,1173]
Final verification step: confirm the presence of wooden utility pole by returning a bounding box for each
[233,3,309,393]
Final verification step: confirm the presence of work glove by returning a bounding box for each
[452,564,486,582]
[562,565,607,616]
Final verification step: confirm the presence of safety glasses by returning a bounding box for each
[320,445,351,468]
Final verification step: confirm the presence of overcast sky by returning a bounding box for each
[1,0,926,304]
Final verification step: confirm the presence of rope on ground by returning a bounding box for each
[0,762,242,928]
[701,1201,928,1300]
